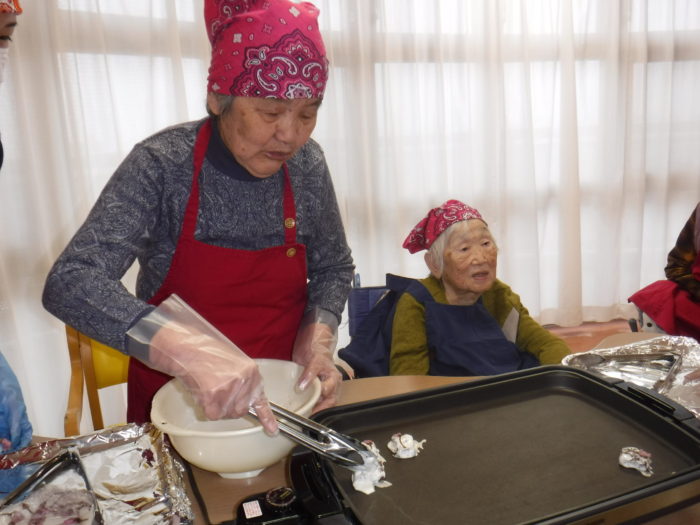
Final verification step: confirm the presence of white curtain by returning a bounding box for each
[1,0,699,437]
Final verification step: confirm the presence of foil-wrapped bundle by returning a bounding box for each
[350,440,392,495]
[386,433,426,459]
[0,423,193,524]
[619,446,654,477]
[563,335,700,417]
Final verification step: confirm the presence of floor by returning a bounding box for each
[545,318,636,353]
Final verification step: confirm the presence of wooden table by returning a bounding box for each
[187,372,700,524]
[593,331,660,349]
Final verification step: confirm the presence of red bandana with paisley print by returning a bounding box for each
[403,200,485,254]
[205,0,328,99]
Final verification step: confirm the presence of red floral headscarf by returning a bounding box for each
[205,0,328,99]
[403,200,485,254]
[0,0,22,14]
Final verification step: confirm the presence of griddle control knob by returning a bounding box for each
[264,486,297,513]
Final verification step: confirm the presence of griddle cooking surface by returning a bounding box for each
[314,368,700,525]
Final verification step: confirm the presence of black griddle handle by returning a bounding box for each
[289,448,352,522]
[618,382,700,432]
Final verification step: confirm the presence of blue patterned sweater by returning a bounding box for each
[42,118,354,353]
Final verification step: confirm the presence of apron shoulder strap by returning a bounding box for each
[385,274,434,305]
[405,280,434,305]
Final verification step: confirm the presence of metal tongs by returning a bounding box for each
[0,449,104,525]
[249,402,366,469]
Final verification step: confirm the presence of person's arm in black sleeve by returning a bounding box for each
[665,203,700,301]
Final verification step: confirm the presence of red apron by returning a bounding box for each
[127,119,308,423]
[629,253,700,341]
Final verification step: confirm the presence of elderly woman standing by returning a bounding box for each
[43,0,353,434]
[391,200,569,376]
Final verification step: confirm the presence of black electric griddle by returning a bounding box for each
[286,366,700,525]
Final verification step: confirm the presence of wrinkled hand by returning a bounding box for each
[127,295,278,435]
[293,321,342,413]
[299,352,342,414]
[149,324,278,435]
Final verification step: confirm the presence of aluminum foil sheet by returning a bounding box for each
[563,335,700,418]
[0,423,193,524]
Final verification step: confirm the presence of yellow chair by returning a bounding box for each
[64,325,130,436]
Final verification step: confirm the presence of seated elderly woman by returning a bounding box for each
[391,199,570,376]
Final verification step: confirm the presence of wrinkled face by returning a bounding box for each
[0,13,17,49]
[208,94,321,178]
[431,220,498,304]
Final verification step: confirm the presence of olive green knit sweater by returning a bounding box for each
[390,275,570,375]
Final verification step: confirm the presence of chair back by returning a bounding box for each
[64,325,130,436]
[340,274,431,377]
[348,285,390,338]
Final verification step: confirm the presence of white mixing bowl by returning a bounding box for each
[151,359,321,479]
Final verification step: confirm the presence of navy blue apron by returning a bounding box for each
[424,297,540,376]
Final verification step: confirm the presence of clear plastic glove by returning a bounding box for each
[292,308,342,413]
[126,294,278,435]
[0,352,32,455]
